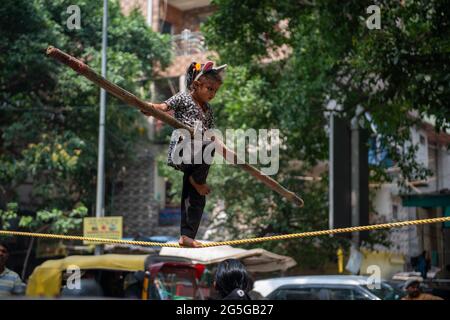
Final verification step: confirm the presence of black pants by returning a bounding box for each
[177,140,214,239]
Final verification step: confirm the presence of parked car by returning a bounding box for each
[26,254,206,300]
[253,275,403,300]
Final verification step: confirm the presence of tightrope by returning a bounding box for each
[1,216,449,248]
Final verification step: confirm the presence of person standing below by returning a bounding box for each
[0,242,26,297]
[417,251,430,280]
[401,279,443,300]
[213,259,253,300]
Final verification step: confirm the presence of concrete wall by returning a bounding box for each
[110,142,210,239]
[111,144,162,237]
[120,0,215,33]
[410,126,429,169]
[371,124,449,272]
[120,0,149,18]
[437,146,450,190]
[360,249,405,280]
[373,184,412,256]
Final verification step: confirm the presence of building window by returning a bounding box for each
[158,207,181,226]
[160,19,172,34]
[419,134,426,145]
[392,204,398,220]
[158,180,180,226]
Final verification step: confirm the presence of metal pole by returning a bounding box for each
[95,0,108,256]
[351,118,361,248]
[329,113,335,231]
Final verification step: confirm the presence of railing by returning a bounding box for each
[171,29,207,56]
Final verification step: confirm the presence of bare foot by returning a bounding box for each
[189,176,211,195]
[178,235,202,248]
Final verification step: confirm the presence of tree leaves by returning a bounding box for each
[0,0,172,214]
[198,0,449,268]
[0,201,88,235]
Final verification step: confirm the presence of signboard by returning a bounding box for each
[83,217,123,245]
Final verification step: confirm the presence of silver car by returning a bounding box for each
[253,275,403,300]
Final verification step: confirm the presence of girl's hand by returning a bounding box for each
[140,103,154,116]
[141,102,169,114]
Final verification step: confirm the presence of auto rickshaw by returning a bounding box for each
[26,254,206,299]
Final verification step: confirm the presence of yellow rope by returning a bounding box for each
[1,216,449,248]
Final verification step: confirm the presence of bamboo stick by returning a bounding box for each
[46,46,304,207]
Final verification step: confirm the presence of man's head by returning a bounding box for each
[0,242,10,268]
[404,279,421,298]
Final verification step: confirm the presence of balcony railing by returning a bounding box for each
[171,29,207,56]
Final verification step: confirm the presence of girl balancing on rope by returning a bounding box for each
[141,61,226,248]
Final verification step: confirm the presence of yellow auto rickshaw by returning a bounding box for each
[26,254,205,299]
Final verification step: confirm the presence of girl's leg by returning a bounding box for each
[180,170,191,237]
[179,167,204,247]
[178,140,214,247]
[188,139,214,194]
[188,162,211,195]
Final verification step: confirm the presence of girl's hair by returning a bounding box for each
[185,61,223,90]
[214,259,253,298]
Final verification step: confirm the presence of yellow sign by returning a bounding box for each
[83,217,123,245]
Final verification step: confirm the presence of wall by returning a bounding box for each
[410,126,429,169]
[111,144,159,237]
[438,146,450,190]
[120,0,148,17]
[360,249,405,280]
[373,184,412,256]
[163,3,183,33]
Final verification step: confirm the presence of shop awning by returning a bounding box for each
[402,194,450,207]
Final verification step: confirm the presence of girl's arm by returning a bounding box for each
[141,102,169,116]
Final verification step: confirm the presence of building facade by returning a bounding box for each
[372,121,450,277]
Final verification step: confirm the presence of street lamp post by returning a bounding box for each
[95,0,108,256]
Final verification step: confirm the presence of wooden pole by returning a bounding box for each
[46,46,304,207]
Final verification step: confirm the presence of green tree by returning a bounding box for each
[0,0,172,213]
[194,0,448,269]
[0,202,88,278]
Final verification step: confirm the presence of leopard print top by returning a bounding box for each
[165,91,215,167]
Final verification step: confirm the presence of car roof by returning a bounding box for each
[253,275,379,297]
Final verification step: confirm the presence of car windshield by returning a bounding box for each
[365,281,402,300]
